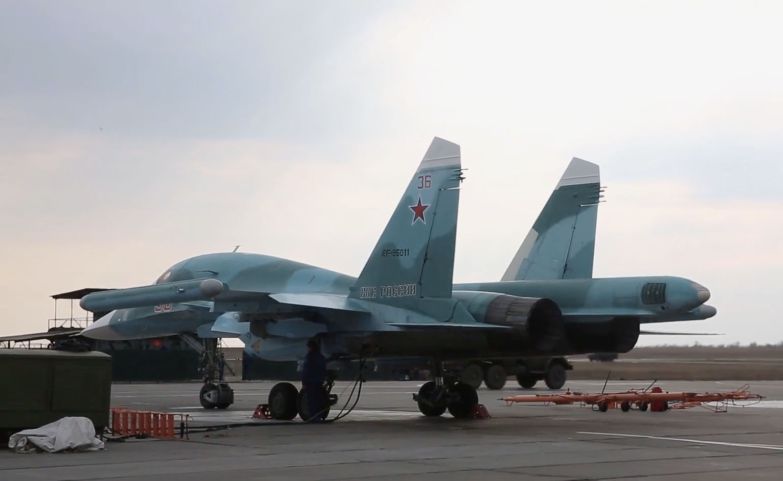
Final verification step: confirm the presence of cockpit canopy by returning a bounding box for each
[155,263,194,284]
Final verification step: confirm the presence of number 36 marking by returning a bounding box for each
[417,175,432,189]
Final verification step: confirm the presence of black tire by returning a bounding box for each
[598,402,609,412]
[417,381,447,417]
[199,383,218,409]
[447,381,479,419]
[620,401,631,412]
[459,363,484,390]
[516,373,537,389]
[544,363,567,390]
[639,402,649,412]
[268,382,299,420]
[298,386,330,422]
[215,383,234,409]
[484,364,507,390]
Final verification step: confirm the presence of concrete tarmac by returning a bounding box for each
[3,380,783,480]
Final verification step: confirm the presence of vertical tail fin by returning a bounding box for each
[502,158,601,281]
[350,137,463,303]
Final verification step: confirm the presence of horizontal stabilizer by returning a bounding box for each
[640,330,723,336]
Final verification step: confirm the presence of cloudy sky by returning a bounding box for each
[1,1,781,346]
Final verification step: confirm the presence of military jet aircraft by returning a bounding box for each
[80,138,715,419]
[448,157,715,390]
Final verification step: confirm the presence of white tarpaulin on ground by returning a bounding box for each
[8,417,105,453]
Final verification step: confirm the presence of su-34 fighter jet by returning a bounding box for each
[80,138,715,419]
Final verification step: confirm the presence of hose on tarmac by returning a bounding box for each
[148,358,370,436]
[302,357,367,423]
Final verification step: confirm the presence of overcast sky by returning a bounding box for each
[1,1,781,346]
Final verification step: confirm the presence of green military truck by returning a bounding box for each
[0,350,112,440]
[451,357,573,390]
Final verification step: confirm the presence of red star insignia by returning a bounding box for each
[410,197,429,224]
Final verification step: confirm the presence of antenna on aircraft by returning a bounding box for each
[232,245,240,253]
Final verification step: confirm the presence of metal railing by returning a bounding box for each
[48,316,92,330]
[1,340,50,349]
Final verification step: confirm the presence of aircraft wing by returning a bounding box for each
[0,329,82,343]
[269,293,368,312]
[80,279,378,317]
[389,322,511,330]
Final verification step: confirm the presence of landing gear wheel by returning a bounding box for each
[459,363,484,390]
[298,386,330,422]
[200,383,218,409]
[544,363,567,390]
[639,402,649,412]
[447,381,479,419]
[598,402,609,412]
[620,401,631,412]
[268,382,299,420]
[484,364,507,390]
[416,381,447,417]
[200,382,233,409]
[516,373,537,389]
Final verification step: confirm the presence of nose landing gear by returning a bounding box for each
[196,338,234,409]
[199,382,234,410]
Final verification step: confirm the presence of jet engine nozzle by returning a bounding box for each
[453,291,565,352]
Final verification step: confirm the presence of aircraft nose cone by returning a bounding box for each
[699,305,717,318]
[694,283,711,303]
[80,311,119,340]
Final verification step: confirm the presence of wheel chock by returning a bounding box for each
[472,404,491,419]
[252,404,272,419]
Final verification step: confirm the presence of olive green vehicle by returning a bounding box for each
[452,357,573,390]
[0,350,111,439]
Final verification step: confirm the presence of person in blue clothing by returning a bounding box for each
[301,339,327,421]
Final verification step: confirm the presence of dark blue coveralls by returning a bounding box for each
[301,348,327,420]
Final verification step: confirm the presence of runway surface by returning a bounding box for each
[3,380,783,480]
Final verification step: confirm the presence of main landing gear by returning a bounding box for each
[413,362,479,419]
[267,376,338,422]
[198,338,234,410]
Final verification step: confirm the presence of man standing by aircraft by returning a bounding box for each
[302,339,327,421]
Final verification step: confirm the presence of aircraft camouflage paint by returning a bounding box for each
[80,138,715,418]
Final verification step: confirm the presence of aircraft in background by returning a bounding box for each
[450,158,714,389]
[79,138,715,419]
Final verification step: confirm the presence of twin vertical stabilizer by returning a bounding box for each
[350,138,463,303]
[502,158,601,281]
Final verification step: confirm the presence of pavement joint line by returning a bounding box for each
[578,431,783,451]
[453,451,782,475]
[541,462,783,481]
